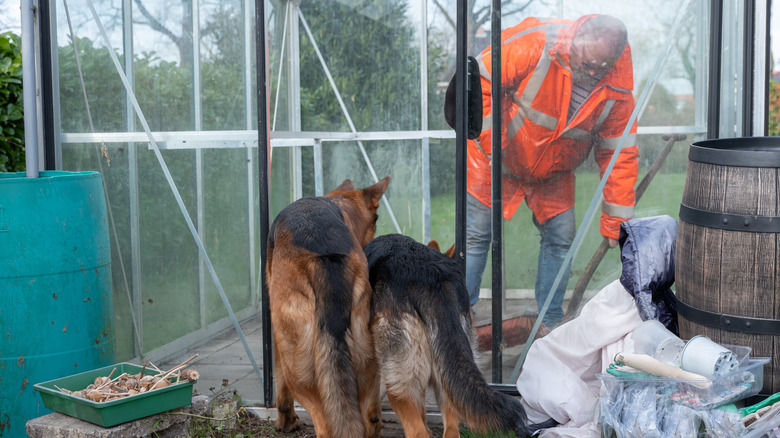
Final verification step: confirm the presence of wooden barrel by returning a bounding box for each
[676,137,780,395]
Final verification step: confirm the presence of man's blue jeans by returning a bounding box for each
[465,194,575,326]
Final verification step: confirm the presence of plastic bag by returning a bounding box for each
[741,402,780,438]
[599,379,745,438]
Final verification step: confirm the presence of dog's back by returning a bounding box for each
[267,178,389,438]
[365,234,530,438]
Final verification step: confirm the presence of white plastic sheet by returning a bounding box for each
[516,280,643,437]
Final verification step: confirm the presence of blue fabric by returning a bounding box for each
[465,193,574,326]
[533,208,575,325]
[465,194,491,307]
[618,215,679,335]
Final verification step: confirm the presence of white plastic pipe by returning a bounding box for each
[21,0,39,178]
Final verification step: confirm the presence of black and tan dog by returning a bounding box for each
[266,177,390,438]
[365,234,531,438]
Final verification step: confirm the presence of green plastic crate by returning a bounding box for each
[33,362,196,427]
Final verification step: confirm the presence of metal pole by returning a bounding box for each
[707,0,722,139]
[490,0,503,383]
[748,0,769,136]
[741,0,755,136]
[255,0,274,408]
[454,0,468,276]
[21,0,39,178]
[420,0,431,243]
[38,0,56,170]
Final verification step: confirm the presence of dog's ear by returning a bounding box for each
[333,179,355,192]
[429,240,456,259]
[444,244,457,259]
[363,176,391,208]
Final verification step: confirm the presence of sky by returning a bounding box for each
[772,3,780,73]
[1,0,20,34]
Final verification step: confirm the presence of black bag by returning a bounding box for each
[443,55,483,140]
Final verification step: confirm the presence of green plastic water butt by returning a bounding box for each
[0,171,115,437]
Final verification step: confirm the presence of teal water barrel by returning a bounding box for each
[0,171,115,437]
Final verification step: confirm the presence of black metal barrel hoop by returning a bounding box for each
[676,137,780,395]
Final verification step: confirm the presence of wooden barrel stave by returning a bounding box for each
[677,146,780,395]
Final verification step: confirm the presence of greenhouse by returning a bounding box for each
[2,0,780,436]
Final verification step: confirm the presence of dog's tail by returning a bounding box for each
[429,297,531,437]
[310,253,366,437]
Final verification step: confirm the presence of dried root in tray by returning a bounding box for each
[55,354,200,403]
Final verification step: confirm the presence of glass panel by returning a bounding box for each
[200,0,247,131]
[770,1,779,137]
[297,1,422,132]
[269,146,293,216]
[202,148,255,323]
[48,0,723,412]
[132,0,195,132]
[718,1,746,137]
[61,142,138,356]
[429,138,457,245]
[454,1,708,383]
[56,0,128,133]
[55,0,261,362]
[137,148,200,350]
[266,0,291,132]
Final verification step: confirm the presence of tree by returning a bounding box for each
[261,0,431,197]
[769,79,780,137]
[132,0,194,68]
[297,0,420,132]
[645,4,698,93]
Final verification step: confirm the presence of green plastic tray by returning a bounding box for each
[34,362,195,427]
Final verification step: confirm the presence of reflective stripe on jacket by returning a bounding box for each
[466,15,638,239]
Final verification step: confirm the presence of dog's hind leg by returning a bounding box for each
[275,347,335,437]
[352,283,384,438]
[432,380,460,438]
[273,347,300,433]
[274,339,339,438]
[386,392,431,438]
[440,402,461,438]
[359,359,383,438]
[287,388,334,438]
[378,315,433,438]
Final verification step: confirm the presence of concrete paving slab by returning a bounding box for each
[25,395,208,438]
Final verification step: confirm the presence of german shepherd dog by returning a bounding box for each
[364,234,531,438]
[266,177,390,438]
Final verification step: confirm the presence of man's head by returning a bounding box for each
[570,15,627,83]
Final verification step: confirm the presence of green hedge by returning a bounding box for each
[0,31,24,172]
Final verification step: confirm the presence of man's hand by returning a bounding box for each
[607,237,618,248]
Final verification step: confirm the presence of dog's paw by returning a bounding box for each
[365,416,384,438]
[275,406,301,433]
[275,416,300,433]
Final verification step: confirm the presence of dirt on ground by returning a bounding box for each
[191,408,317,437]
[194,408,418,437]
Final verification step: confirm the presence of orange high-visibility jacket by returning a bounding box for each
[467,15,638,239]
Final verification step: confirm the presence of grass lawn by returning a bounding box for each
[428,171,686,292]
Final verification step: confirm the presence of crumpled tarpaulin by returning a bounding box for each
[618,215,679,334]
[516,215,679,437]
